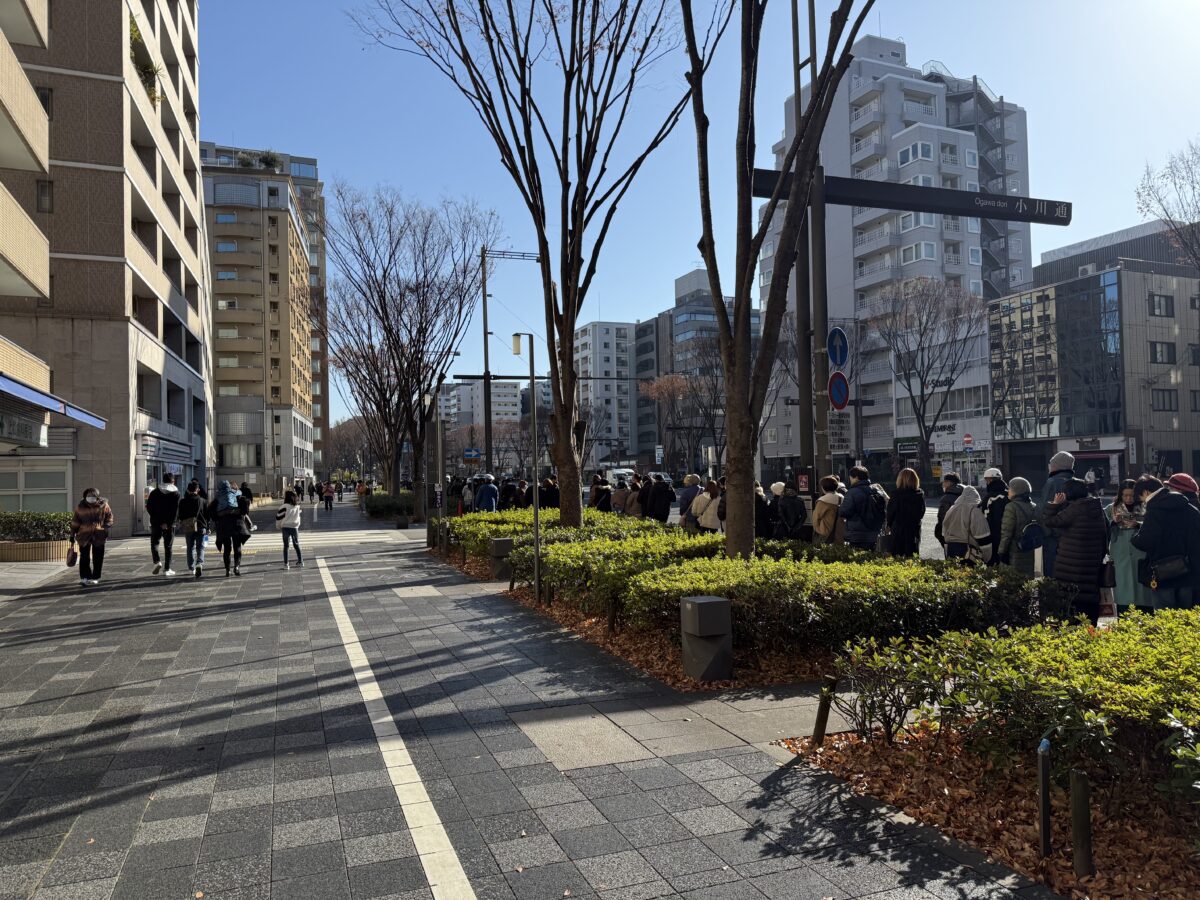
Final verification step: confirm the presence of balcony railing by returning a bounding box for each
[850,100,880,123]
[853,160,889,181]
[903,100,937,118]
[943,218,962,233]
[940,152,959,166]
[944,253,963,266]
[854,226,893,247]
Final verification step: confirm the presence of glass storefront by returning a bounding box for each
[0,460,72,512]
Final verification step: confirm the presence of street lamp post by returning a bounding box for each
[512,333,541,603]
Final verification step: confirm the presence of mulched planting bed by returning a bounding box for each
[444,550,834,691]
[779,728,1200,899]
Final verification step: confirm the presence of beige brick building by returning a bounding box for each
[0,0,110,511]
[203,157,314,494]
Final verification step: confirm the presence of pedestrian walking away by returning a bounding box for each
[1105,479,1153,612]
[942,485,993,564]
[647,473,676,523]
[474,474,499,512]
[178,479,209,578]
[145,472,181,576]
[1040,450,1076,578]
[839,465,889,551]
[934,472,962,555]
[770,480,807,540]
[625,475,643,518]
[460,479,474,514]
[71,488,113,586]
[676,474,701,530]
[980,467,1009,565]
[277,490,304,569]
[636,475,654,519]
[885,467,925,557]
[756,483,778,538]
[1131,473,1200,610]
[336,480,345,502]
[208,479,251,576]
[996,477,1037,577]
[1043,478,1108,623]
[812,476,845,545]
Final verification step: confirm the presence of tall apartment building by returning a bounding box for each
[0,0,212,535]
[990,221,1200,489]
[446,379,521,429]
[761,36,1029,484]
[203,160,313,493]
[201,143,329,476]
[573,320,636,469]
[634,309,673,467]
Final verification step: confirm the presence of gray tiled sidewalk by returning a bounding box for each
[0,500,1053,899]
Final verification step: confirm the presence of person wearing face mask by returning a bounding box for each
[145,472,181,576]
[71,488,114,587]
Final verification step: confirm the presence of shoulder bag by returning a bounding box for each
[66,537,78,568]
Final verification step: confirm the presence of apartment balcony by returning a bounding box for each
[853,160,895,182]
[0,19,48,173]
[0,2,48,48]
[849,101,883,136]
[852,205,890,227]
[215,307,264,324]
[939,152,960,167]
[853,225,899,255]
[944,252,964,269]
[214,336,262,353]
[848,74,883,103]
[215,366,262,382]
[213,251,261,267]
[0,180,48,297]
[859,361,894,384]
[211,220,261,238]
[214,277,261,295]
[850,136,885,165]
[901,99,938,125]
[854,261,901,289]
[942,217,963,234]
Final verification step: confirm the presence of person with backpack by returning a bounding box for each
[997,477,1037,577]
[145,472,181,576]
[770,481,807,540]
[839,466,888,551]
[934,473,963,556]
[276,490,304,569]
[178,479,209,578]
[207,479,250,577]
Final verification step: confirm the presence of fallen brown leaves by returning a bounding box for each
[780,729,1200,899]
[435,549,833,691]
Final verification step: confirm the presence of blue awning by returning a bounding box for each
[0,372,107,430]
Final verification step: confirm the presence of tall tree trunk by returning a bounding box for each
[411,436,427,522]
[549,417,583,527]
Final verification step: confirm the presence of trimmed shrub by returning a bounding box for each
[446,509,652,559]
[507,519,664,585]
[625,556,1051,652]
[0,512,73,542]
[364,492,414,518]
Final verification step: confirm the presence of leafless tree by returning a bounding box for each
[352,0,731,527]
[679,0,876,555]
[494,420,535,476]
[326,284,406,492]
[1137,138,1200,272]
[640,373,688,469]
[323,184,499,519]
[874,279,987,479]
[678,335,726,475]
[326,417,370,476]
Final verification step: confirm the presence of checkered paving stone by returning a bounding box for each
[0,500,1051,900]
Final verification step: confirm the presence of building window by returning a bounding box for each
[970,279,983,296]
[216,299,238,311]
[36,180,52,213]
[216,241,237,252]
[899,212,934,232]
[1191,345,1200,367]
[965,149,978,168]
[905,174,934,188]
[215,212,236,224]
[1193,391,1200,413]
[967,218,980,233]
[1149,293,1175,317]
[216,271,237,280]
[1151,389,1179,412]
[968,247,982,266]
[765,427,777,444]
[898,142,932,166]
[901,242,936,265]
[1190,295,1200,310]
[1009,267,1023,284]
[217,327,239,338]
[218,385,240,397]
[1150,341,1177,364]
[35,87,52,117]
[218,356,238,368]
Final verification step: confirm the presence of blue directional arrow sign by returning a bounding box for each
[827,327,849,370]
[828,372,850,411]
[463,448,482,460]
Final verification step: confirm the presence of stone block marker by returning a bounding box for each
[680,595,733,681]
[490,537,514,580]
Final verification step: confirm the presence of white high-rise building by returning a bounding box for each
[573,320,636,469]
[761,36,1030,484]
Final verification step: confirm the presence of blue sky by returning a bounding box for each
[200,0,1200,423]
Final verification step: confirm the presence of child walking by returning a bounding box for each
[276,490,303,569]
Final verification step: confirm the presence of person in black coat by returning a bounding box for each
[646,475,676,523]
[594,481,614,513]
[980,468,1009,565]
[537,478,560,509]
[1042,478,1109,623]
[637,475,655,519]
[934,473,961,553]
[1131,475,1200,610]
[145,472,181,575]
[498,479,519,511]
[207,482,252,577]
[885,468,925,557]
[754,484,776,538]
[769,481,807,539]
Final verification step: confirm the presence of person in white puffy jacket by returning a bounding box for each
[276,490,304,569]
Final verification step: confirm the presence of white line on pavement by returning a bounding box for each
[317,558,476,900]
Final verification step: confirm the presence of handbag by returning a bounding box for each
[1100,557,1117,588]
[1138,555,1190,589]
[66,537,78,568]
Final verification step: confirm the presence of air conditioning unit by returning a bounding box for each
[1078,264,1097,277]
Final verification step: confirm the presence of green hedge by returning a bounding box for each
[364,492,414,518]
[625,556,1062,652]
[445,509,649,559]
[0,511,73,542]
[507,519,665,585]
[834,610,1200,799]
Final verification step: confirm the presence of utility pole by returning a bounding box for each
[479,247,539,475]
[812,166,831,478]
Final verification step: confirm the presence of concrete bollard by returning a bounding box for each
[680,596,733,682]
[490,537,514,581]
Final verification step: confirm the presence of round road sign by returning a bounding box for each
[828,372,850,411]
[827,327,849,369]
